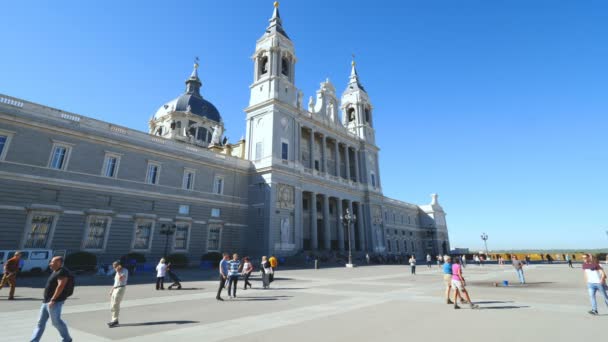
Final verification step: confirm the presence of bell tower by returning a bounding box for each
[341,59,381,190]
[249,2,299,108]
[341,58,375,144]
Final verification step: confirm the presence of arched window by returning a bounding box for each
[281,56,290,77]
[365,108,370,123]
[347,107,356,123]
[258,55,269,79]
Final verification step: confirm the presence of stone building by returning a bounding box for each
[0,3,449,263]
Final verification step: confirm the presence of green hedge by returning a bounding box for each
[122,252,146,264]
[201,252,222,267]
[65,251,97,271]
[167,253,189,268]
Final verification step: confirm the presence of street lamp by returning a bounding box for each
[340,208,356,268]
[480,232,489,255]
[160,223,177,257]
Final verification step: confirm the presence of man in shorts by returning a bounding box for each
[0,251,22,300]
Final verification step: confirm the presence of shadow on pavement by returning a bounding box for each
[479,305,530,310]
[118,320,199,327]
[474,301,514,304]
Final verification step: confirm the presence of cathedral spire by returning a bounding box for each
[266,2,290,39]
[185,57,202,96]
[347,55,366,93]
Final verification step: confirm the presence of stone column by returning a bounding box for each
[334,140,340,177]
[310,192,318,250]
[345,146,351,181]
[309,129,315,169]
[323,194,331,250]
[354,149,360,183]
[347,200,354,253]
[295,188,303,250]
[336,198,344,251]
[322,135,327,173]
[296,123,301,166]
[356,202,365,251]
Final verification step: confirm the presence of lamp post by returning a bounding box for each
[160,223,176,258]
[341,208,356,268]
[480,232,489,255]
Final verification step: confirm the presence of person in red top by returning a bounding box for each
[0,251,22,300]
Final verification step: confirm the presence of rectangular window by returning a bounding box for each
[102,153,121,178]
[146,162,161,185]
[24,214,55,248]
[207,225,221,251]
[173,223,190,251]
[255,142,263,160]
[371,173,376,187]
[182,169,195,190]
[0,135,7,160]
[281,142,289,160]
[49,146,69,170]
[387,240,392,253]
[83,216,111,250]
[396,240,400,252]
[178,204,190,215]
[314,160,320,171]
[213,176,224,195]
[30,251,49,260]
[211,208,220,217]
[133,220,154,250]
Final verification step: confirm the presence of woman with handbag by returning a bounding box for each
[260,256,272,289]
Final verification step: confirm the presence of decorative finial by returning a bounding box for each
[351,53,356,67]
[274,1,279,8]
[194,56,199,70]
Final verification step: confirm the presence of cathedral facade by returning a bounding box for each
[0,4,449,263]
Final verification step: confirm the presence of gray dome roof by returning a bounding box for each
[154,63,222,122]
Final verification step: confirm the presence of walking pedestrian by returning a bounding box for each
[451,258,479,310]
[366,253,370,265]
[261,256,272,289]
[0,251,22,300]
[227,253,241,298]
[107,261,128,328]
[443,255,454,304]
[409,255,416,275]
[30,256,73,342]
[461,255,467,268]
[566,254,573,268]
[582,254,608,315]
[426,254,432,268]
[512,255,526,284]
[216,253,229,301]
[269,255,278,283]
[436,255,443,267]
[242,257,253,290]
[155,258,167,290]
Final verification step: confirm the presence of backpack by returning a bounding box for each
[63,270,75,298]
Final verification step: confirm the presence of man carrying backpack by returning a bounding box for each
[30,256,73,342]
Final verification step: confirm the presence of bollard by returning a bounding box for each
[314,259,319,270]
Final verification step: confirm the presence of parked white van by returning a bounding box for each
[0,249,54,274]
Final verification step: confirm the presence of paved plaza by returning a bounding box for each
[1,263,603,341]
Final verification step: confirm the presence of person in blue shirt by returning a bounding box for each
[216,253,229,301]
[227,254,241,298]
[443,255,454,304]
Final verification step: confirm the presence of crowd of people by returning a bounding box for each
[3,249,608,340]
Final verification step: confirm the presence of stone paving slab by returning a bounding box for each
[0,264,603,341]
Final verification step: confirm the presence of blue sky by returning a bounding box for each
[1,1,607,250]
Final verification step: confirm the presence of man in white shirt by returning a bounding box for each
[108,261,128,327]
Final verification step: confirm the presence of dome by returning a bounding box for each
[154,93,221,122]
[153,61,222,122]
